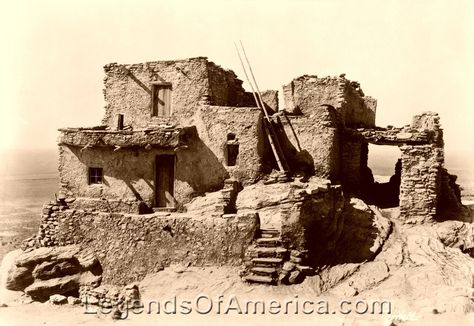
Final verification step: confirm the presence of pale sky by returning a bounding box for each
[1,0,473,159]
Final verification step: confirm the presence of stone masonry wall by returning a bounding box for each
[398,112,450,223]
[399,144,443,223]
[54,210,259,285]
[340,141,369,193]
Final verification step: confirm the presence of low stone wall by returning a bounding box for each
[22,200,69,249]
[54,210,259,285]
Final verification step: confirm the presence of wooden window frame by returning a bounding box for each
[88,167,103,185]
[151,82,172,117]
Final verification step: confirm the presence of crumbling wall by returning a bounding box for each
[339,80,376,127]
[102,57,248,129]
[282,75,375,127]
[58,134,229,212]
[191,105,264,184]
[283,75,340,115]
[206,61,247,107]
[55,210,259,285]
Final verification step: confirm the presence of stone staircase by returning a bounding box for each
[242,228,288,285]
[213,178,241,217]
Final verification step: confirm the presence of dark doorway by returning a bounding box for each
[365,144,401,208]
[225,133,239,166]
[155,155,175,207]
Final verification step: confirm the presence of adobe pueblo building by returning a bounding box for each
[16,57,464,293]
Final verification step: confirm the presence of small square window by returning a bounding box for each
[151,82,172,117]
[88,167,103,184]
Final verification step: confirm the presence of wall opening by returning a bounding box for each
[364,144,401,208]
[225,133,239,166]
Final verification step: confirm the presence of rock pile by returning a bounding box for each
[79,283,141,309]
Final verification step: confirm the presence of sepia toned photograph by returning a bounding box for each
[0,0,473,325]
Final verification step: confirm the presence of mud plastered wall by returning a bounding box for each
[58,139,229,212]
[102,58,247,128]
[279,106,341,180]
[55,210,259,285]
[282,75,376,128]
[192,105,264,184]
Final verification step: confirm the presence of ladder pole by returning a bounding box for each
[239,41,269,118]
[239,41,290,174]
[234,43,286,173]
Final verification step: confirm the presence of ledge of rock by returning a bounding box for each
[5,245,102,301]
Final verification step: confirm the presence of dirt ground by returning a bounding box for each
[1,264,474,326]
[1,201,473,325]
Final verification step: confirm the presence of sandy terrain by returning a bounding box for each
[1,264,474,326]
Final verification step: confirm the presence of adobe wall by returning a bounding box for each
[58,134,230,212]
[54,210,259,285]
[102,57,248,129]
[282,75,376,127]
[191,105,264,184]
[278,106,341,180]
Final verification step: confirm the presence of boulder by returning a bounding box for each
[288,270,303,284]
[32,260,81,280]
[0,250,24,304]
[5,245,102,301]
[67,296,81,305]
[25,271,101,301]
[236,182,293,211]
[49,294,67,304]
[6,266,33,291]
[435,220,474,255]
[332,198,391,264]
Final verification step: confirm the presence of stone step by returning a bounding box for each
[252,257,283,266]
[243,275,275,284]
[256,237,281,247]
[261,228,280,233]
[260,229,280,237]
[251,266,278,276]
[260,233,279,238]
[252,247,287,258]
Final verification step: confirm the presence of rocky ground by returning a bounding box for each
[1,202,474,325]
